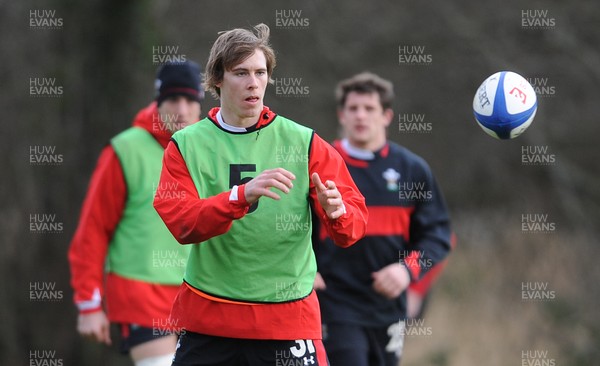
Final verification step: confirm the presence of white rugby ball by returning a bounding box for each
[473,71,537,139]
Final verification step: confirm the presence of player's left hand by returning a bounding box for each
[372,263,410,299]
[312,172,346,220]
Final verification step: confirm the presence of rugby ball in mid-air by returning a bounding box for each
[473,71,537,139]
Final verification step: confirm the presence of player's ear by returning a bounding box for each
[215,76,223,89]
[383,108,394,127]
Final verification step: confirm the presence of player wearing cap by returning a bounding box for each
[153,24,368,365]
[68,61,203,366]
[313,72,452,366]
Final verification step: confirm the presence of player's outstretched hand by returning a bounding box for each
[372,263,410,299]
[312,172,346,220]
[77,310,112,345]
[244,168,296,204]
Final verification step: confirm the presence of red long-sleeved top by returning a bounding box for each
[153,107,368,340]
[67,103,181,327]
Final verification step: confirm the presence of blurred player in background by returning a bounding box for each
[153,24,368,365]
[313,72,452,366]
[68,60,203,366]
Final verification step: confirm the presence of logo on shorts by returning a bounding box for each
[276,340,317,365]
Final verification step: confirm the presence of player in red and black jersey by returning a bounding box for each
[314,72,453,366]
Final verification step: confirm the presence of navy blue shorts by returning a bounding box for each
[322,323,403,366]
[119,323,174,354]
[172,331,329,365]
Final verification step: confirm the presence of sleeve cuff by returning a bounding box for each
[230,185,249,205]
[229,185,240,201]
[228,185,250,219]
[75,288,102,313]
[401,254,422,282]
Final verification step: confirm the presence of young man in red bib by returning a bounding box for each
[153,24,368,365]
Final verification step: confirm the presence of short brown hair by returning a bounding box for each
[335,72,394,110]
[204,23,277,98]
